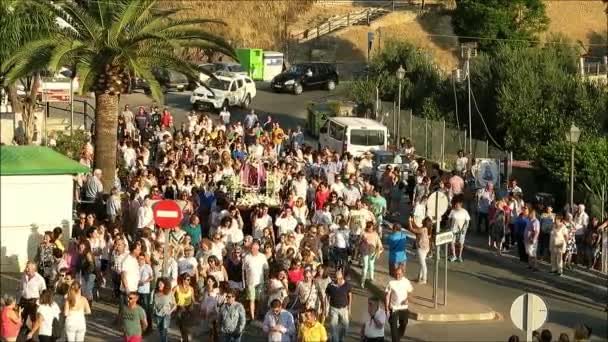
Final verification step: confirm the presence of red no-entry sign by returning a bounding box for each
[153,200,183,229]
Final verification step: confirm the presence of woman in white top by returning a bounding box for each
[550,217,569,276]
[27,289,60,342]
[293,197,309,225]
[64,282,91,342]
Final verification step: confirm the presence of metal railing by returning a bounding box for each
[46,98,95,131]
[290,7,389,43]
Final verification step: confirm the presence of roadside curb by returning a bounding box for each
[347,264,500,322]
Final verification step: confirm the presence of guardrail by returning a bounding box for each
[291,7,388,43]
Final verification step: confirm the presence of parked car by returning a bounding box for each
[138,69,190,94]
[372,150,410,185]
[271,62,338,95]
[198,63,219,83]
[190,73,256,111]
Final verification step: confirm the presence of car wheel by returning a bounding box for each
[293,83,303,95]
[327,79,336,91]
[143,88,151,96]
[241,95,251,109]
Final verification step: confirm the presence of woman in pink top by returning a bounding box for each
[1,296,22,342]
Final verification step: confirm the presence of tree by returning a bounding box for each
[2,0,234,190]
[536,137,608,217]
[0,0,56,144]
[453,0,549,51]
[468,38,606,159]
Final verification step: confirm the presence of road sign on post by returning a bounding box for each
[435,231,454,246]
[510,293,548,342]
[153,200,183,277]
[153,200,183,229]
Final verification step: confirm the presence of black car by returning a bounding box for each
[136,69,190,95]
[271,62,339,95]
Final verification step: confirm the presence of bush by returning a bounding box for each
[52,130,90,160]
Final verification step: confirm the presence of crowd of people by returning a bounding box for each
[1,101,605,342]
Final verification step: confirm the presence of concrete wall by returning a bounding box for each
[1,175,74,272]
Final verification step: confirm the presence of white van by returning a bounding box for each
[319,117,388,156]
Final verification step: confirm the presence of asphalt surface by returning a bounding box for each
[47,82,347,136]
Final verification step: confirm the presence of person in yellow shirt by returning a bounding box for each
[299,308,328,342]
[272,122,285,156]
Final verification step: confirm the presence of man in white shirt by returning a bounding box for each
[120,242,141,315]
[385,266,413,342]
[177,246,198,277]
[448,198,471,262]
[136,196,154,231]
[242,241,269,320]
[275,208,298,237]
[331,219,350,267]
[343,178,362,207]
[330,178,346,199]
[18,261,47,324]
[362,297,386,342]
[291,172,308,200]
[252,205,273,240]
[219,107,231,125]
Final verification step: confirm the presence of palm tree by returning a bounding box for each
[2,0,234,190]
[0,0,56,144]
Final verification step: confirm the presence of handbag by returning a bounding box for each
[51,316,63,339]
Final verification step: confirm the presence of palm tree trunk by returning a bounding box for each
[94,92,119,191]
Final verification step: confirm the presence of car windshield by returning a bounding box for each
[207,78,231,91]
[288,65,308,74]
[200,64,217,73]
[227,65,244,73]
[375,154,395,164]
[350,129,385,146]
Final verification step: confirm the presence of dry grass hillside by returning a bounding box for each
[334,11,459,70]
[162,0,315,59]
[543,0,606,56]
[159,1,605,68]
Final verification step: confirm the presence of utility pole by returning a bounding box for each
[461,43,477,157]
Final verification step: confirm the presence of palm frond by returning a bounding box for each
[128,59,163,103]
[48,41,88,73]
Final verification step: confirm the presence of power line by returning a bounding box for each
[470,87,503,149]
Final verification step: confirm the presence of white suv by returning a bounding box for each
[190,73,256,110]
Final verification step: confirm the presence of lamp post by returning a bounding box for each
[396,64,405,145]
[565,124,581,213]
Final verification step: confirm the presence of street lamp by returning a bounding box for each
[565,123,581,212]
[396,65,406,143]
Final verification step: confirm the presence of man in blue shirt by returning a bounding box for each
[385,223,408,275]
[513,207,530,263]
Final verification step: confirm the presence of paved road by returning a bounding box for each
[47,82,346,135]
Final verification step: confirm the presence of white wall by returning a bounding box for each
[1,174,74,272]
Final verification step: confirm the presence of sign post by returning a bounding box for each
[435,231,454,306]
[153,200,183,277]
[510,293,548,342]
[367,31,375,63]
[426,190,449,308]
